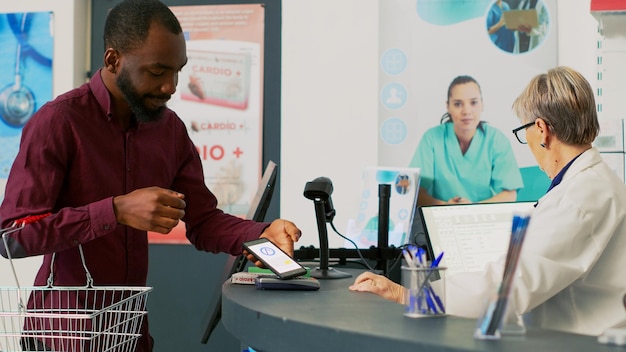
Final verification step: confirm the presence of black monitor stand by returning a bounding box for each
[375,184,391,275]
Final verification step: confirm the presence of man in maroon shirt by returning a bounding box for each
[0,0,301,350]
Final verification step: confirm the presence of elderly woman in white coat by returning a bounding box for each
[349,66,626,336]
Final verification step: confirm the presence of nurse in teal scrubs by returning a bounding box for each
[409,75,523,206]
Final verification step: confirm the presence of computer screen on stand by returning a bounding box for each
[419,201,535,277]
[200,160,278,343]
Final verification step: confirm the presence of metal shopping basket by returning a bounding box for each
[1,215,152,352]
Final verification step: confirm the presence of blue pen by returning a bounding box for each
[425,289,438,313]
[429,287,445,313]
[430,251,444,268]
[416,247,425,266]
[427,251,446,313]
[407,293,418,315]
[409,245,419,264]
[511,213,521,229]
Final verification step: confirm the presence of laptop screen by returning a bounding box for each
[419,201,535,276]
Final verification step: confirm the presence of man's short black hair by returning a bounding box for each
[103,0,183,53]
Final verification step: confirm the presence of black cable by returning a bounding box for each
[386,246,406,273]
[327,220,413,277]
[301,258,373,270]
[328,220,377,272]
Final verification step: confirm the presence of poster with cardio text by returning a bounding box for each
[149,4,265,244]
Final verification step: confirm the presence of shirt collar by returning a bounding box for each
[444,122,484,157]
[89,68,114,121]
[545,152,584,193]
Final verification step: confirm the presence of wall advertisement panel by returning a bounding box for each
[378,0,557,173]
[0,11,54,202]
[149,4,265,244]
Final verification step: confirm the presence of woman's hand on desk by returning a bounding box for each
[447,196,471,204]
[349,271,406,304]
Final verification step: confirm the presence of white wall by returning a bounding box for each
[556,0,598,83]
[0,0,89,285]
[281,0,380,248]
[282,0,601,249]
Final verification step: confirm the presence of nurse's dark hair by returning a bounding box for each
[103,0,183,53]
[440,75,485,131]
[512,66,599,145]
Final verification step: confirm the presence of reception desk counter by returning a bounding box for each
[221,267,621,352]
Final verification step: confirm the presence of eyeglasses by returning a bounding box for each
[512,121,535,144]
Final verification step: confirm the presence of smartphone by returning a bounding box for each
[243,238,307,279]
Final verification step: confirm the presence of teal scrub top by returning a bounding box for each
[409,122,523,202]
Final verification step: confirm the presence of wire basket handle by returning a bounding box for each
[2,213,95,288]
[2,233,22,289]
[48,245,94,288]
[1,213,52,311]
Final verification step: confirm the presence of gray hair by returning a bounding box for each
[512,66,599,145]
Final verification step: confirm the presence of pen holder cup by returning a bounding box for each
[402,266,446,318]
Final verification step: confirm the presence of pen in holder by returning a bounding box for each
[401,246,446,318]
[474,211,531,339]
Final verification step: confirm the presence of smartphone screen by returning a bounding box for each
[243,238,307,279]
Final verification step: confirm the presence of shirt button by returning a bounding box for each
[103,224,110,231]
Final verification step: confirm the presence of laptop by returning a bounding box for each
[418,201,535,277]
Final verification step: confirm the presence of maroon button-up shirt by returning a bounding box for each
[0,69,268,351]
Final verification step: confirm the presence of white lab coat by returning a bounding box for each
[444,148,626,336]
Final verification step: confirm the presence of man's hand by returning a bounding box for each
[517,24,532,33]
[113,187,186,234]
[245,219,301,267]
